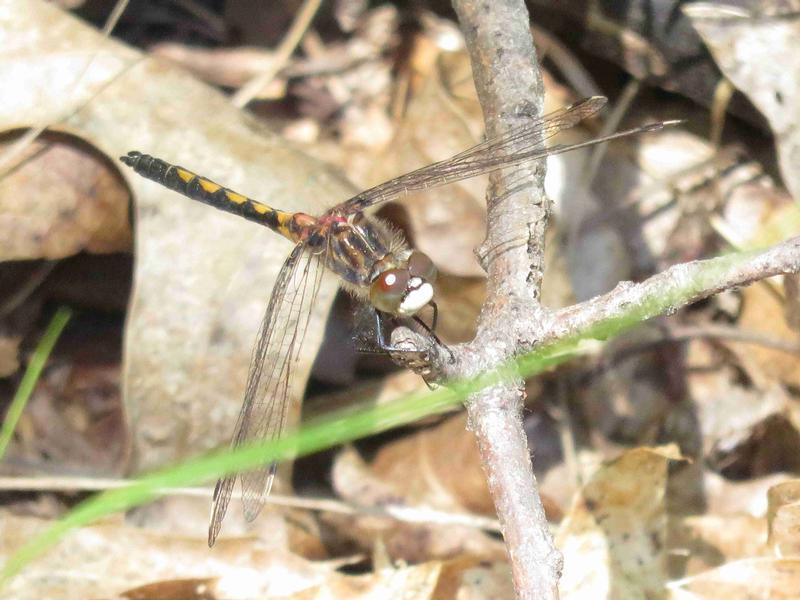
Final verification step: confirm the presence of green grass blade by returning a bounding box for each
[0,338,584,586]
[0,243,770,586]
[0,306,73,460]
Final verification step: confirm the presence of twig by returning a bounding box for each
[424,3,800,598]
[230,0,322,108]
[548,238,800,342]
[583,77,641,184]
[0,476,501,533]
[0,261,57,318]
[451,1,561,598]
[532,26,602,99]
[0,0,129,177]
[652,322,800,355]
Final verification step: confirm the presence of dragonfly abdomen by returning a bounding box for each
[121,152,298,241]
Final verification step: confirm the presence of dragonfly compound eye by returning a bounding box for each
[369,269,410,314]
[407,251,437,283]
[369,267,434,317]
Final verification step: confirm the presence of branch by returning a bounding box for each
[547,237,800,343]
[394,3,800,599]
[451,1,561,599]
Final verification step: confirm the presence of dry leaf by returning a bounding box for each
[675,514,768,575]
[0,134,131,261]
[767,480,800,556]
[433,556,513,600]
[329,446,506,563]
[737,282,800,389]
[0,1,351,475]
[668,557,800,599]
[685,4,800,201]
[557,445,683,598]
[369,412,492,515]
[0,513,342,599]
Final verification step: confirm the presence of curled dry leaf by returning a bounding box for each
[685,4,800,201]
[767,480,800,556]
[556,445,683,599]
[369,412,492,515]
[0,1,351,474]
[0,333,21,377]
[0,512,348,599]
[675,514,768,576]
[0,134,132,261]
[329,445,506,563]
[668,557,800,599]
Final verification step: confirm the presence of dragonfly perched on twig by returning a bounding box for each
[121,95,677,546]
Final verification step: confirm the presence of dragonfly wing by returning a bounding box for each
[329,96,607,215]
[208,241,325,546]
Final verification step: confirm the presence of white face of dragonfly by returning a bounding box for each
[369,250,438,317]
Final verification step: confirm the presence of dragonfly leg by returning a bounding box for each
[412,306,455,364]
[374,307,455,365]
[373,310,407,354]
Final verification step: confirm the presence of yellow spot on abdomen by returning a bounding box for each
[176,168,195,183]
[250,201,270,214]
[199,179,222,193]
[226,191,247,205]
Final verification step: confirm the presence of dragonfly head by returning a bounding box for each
[369,251,437,317]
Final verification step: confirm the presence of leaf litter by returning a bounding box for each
[2,1,800,598]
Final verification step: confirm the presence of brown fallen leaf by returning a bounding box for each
[736,282,800,390]
[685,4,800,202]
[328,446,506,563]
[668,557,800,599]
[0,1,351,479]
[433,556,514,600]
[674,514,768,576]
[767,480,800,557]
[0,133,131,261]
[0,333,21,378]
[557,445,683,598]
[369,412,492,515]
[0,512,350,599]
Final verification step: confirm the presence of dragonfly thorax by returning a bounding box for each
[323,214,437,317]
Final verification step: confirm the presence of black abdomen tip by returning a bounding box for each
[120,151,145,168]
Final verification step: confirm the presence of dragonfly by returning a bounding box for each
[120,95,676,546]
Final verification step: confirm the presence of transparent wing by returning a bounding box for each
[208,241,326,546]
[329,96,607,215]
